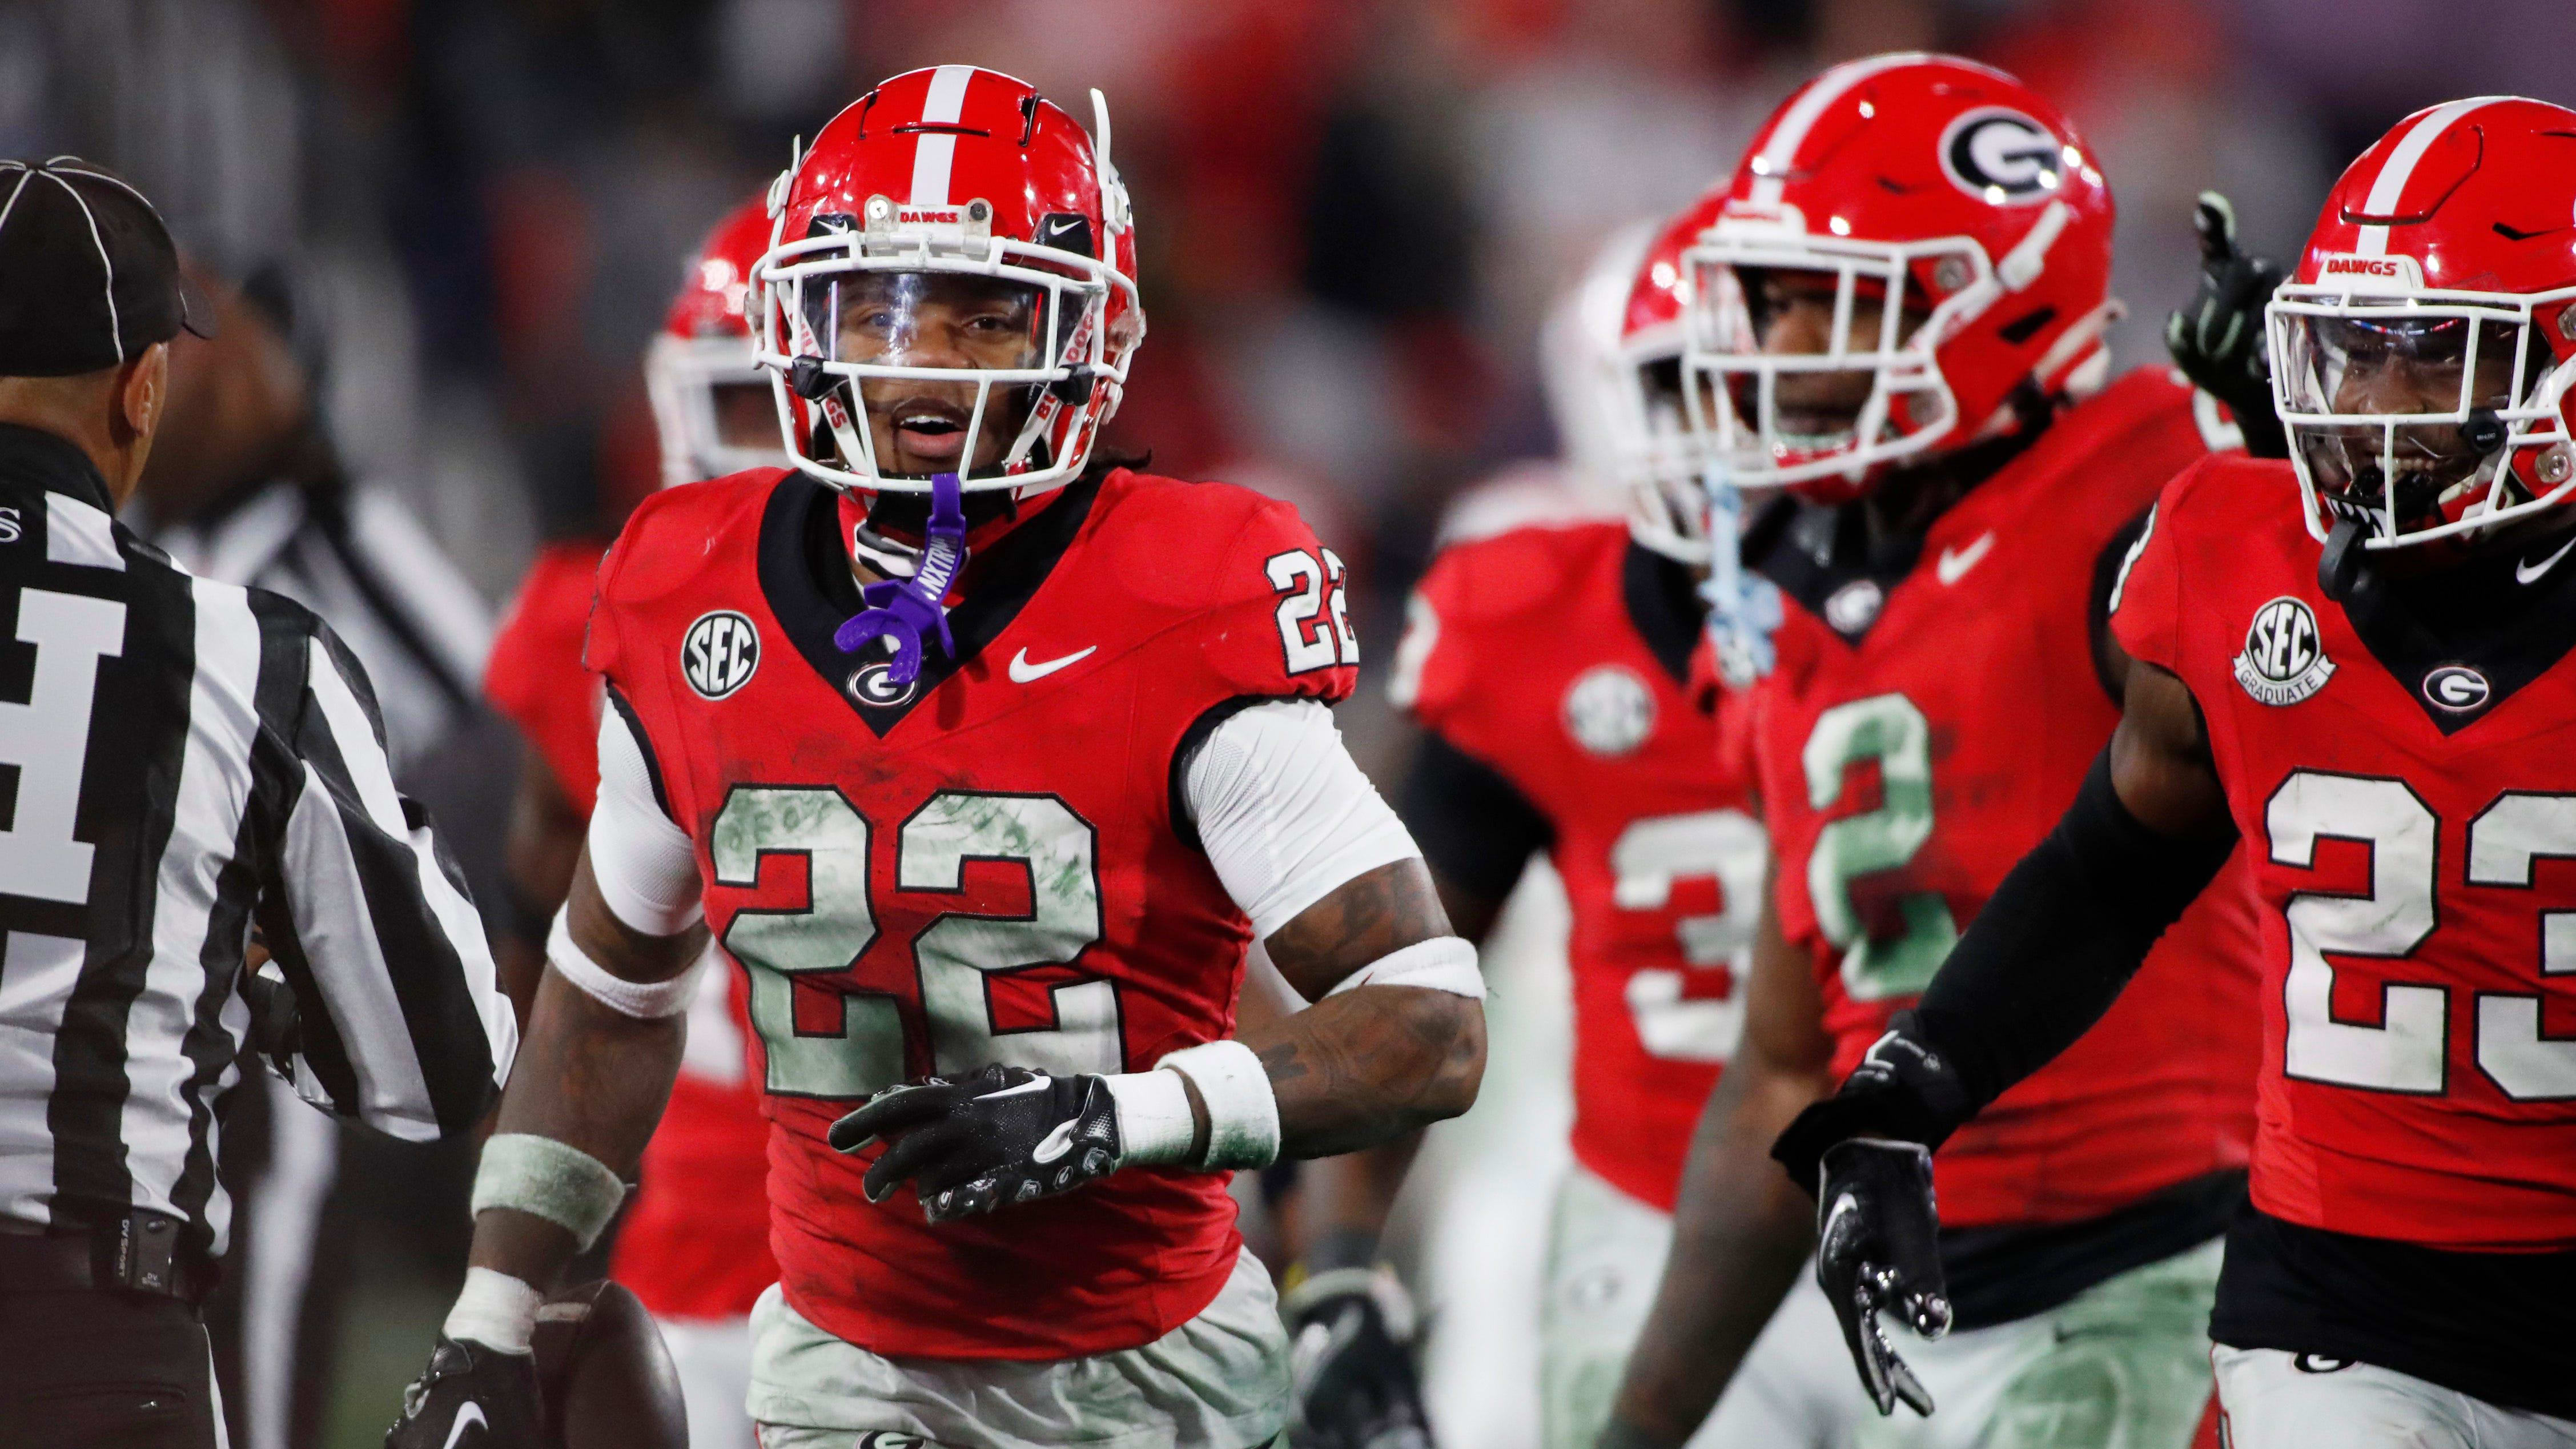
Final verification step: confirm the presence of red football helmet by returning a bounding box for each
[1534,220,1705,561]
[1672,53,2116,503]
[646,196,790,487]
[2268,96,2576,551]
[751,65,1143,495]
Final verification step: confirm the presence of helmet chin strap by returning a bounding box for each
[835,470,968,687]
[2319,513,2370,600]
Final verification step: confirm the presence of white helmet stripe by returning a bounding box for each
[2353,96,2509,255]
[907,64,978,207]
[1747,51,1935,207]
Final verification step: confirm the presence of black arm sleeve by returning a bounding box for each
[1397,729,1553,905]
[1911,746,2237,1111]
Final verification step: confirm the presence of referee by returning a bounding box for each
[0,159,516,1446]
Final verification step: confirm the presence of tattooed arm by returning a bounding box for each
[1236,858,1486,1158]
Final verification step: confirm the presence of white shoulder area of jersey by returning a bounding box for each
[1432,459,1620,549]
[1181,698,1420,940]
[587,705,702,937]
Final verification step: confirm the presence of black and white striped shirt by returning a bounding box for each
[0,423,513,1262]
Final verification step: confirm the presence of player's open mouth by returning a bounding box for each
[891,405,971,463]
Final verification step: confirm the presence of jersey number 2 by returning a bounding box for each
[1268,548,1357,675]
[710,787,1115,1098]
[1803,693,1959,1001]
[2269,772,2576,1101]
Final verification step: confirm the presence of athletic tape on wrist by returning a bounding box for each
[1324,935,1483,999]
[470,1133,627,1251]
[1154,1039,1280,1170]
[1103,1068,1197,1167]
[547,908,700,1019]
[441,1266,541,1356]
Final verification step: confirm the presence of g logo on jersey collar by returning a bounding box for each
[2422,664,2491,713]
[846,656,921,709]
[1939,109,2065,206]
[2234,596,2336,706]
[682,610,761,700]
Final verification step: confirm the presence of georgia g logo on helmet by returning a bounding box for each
[1939,108,2064,204]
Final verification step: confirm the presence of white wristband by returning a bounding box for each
[1104,1068,1199,1167]
[1155,1039,1280,1170]
[442,1266,541,1356]
[471,1133,628,1251]
[548,908,701,1019]
[1325,936,1484,999]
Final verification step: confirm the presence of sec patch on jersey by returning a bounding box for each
[2232,596,2334,706]
[683,609,761,699]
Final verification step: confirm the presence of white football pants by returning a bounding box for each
[657,1313,757,1449]
[1542,1162,1861,1449]
[748,1247,1288,1449]
[2215,1346,2576,1449]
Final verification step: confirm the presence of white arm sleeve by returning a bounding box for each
[1182,699,1421,940]
[588,706,704,936]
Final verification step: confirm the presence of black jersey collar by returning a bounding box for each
[1749,492,1924,644]
[2339,526,2576,735]
[0,423,114,512]
[756,469,1100,737]
[1622,540,1705,687]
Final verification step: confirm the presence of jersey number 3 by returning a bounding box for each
[710,787,1115,1098]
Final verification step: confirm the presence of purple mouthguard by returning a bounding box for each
[834,470,967,687]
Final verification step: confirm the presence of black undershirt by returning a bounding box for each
[2215,1206,2576,1419]
[1941,1170,2244,1330]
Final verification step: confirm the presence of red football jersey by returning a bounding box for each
[485,538,780,1320]
[1397,520,1762,1210]
[2114,455,2576,1250]
[488,540,609,813]
[1753,369,2261,1227]
[587,465,1359,1359]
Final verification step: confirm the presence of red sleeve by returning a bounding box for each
[488,540,609,816]
[1388,547,1476,733]
[1193,493,1360,705]
[2108,462,2204,675]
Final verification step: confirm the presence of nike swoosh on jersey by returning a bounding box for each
[443,1403,488,1449]
[2518,534,2576,585]
[1030,1117,1080,1164]
[1936,531,1996,585]
[1008,645,1097,683]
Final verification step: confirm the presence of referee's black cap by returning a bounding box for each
[0,157,214,378]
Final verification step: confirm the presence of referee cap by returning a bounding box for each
[0,157,213,378]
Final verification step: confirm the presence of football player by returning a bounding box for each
[1281,227,1852,1449]
[481,194,787,1449]
[1770,97,2576,1448]
[389,66,1487,1449]
[1597,54,2264,1449]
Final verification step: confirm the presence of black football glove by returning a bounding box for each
[385,1337,542,1448]
[829,1063,1123,1223]
[1770,1017,1978,1194]
[2165,191,2290,459]
[1810,1139,1951,1419]
[1284,1266,1436,1449]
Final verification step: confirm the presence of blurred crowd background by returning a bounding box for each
[3,0,2566,1443]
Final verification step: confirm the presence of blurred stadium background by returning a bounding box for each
[5,0,2564,1443]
